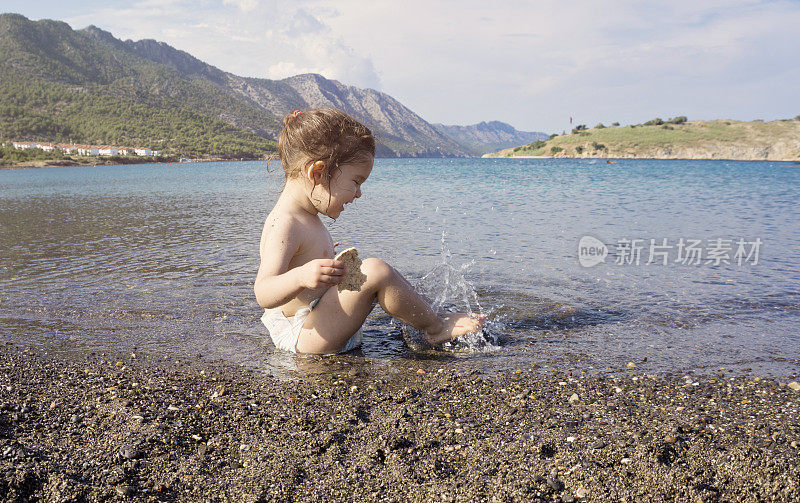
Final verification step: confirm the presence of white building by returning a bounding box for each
[77,145,99,156]
[98,146,118,156]
[38,142,56,152]
[134,147,152,156]
[57,144,79,154]
[12,141,37,149]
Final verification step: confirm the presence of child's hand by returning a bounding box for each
[296,259,346,289]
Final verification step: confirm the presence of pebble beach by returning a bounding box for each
[2,343,798,502]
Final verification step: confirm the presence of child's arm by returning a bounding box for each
[253,221,345,309]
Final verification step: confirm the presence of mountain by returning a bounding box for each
[0,14,278,157]
[485,119,800,161]
[0,13,469,157]
[433,121,548,156]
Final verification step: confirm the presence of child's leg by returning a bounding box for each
[296,258,484,354]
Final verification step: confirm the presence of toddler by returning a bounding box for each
[254,108,485,354]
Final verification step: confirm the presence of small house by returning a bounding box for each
[58,144,79,154]
[77,145,99,156]
[12,141,37,150]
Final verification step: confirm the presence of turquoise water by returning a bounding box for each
[1,158,798,376]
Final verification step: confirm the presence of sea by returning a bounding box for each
[1,158,798,377]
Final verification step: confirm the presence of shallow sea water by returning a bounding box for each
[1,158,798,377]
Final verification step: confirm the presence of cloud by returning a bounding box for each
[63,0,382,90]
[55,0,800,130]
[222,0,260,12]
[313,0,800,129]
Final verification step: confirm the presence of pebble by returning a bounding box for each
[664,435,677,444]
[566,436,576,443]
[546,476,564,491]
[591,440,607,449]
[562,495,575,503]
[575,487,589,498]
[115,485,133,497]
[621,457,631,465]
[626,362,636,369]
[568,393,579,403]
[788,382,800,391]
[119,445,141,460]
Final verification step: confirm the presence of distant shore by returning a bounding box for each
[482,154,800,162]
[0,156,267,170]
[2,343,798,501]
[487,120,800,161]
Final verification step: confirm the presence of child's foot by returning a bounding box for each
[425,313,486,345]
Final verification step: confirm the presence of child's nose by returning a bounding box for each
[355,187,362,198]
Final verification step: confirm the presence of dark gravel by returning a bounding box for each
[1,343,798,502]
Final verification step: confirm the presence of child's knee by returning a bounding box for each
[361,257,394,287]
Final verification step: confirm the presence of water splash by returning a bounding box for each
[400,231,501,352]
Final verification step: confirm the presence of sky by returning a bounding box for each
[4,0,800,133]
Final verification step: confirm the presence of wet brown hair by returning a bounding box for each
[278,108,375,185]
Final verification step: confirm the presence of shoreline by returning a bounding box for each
[4,155,800,170]
[0,157,269,170]
[482,154,800,162]
[2,343,798,501]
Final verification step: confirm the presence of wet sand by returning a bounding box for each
[1,343,798,502]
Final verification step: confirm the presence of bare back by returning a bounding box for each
[256,198,334,316]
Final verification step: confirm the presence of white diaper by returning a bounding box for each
[261,298,362,354]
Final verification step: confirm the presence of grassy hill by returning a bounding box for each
[0,14,278,158]
[486,118,800,161]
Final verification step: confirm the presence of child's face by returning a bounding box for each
[314,155,373,219]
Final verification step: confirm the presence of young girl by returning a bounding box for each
[254,108,485,354]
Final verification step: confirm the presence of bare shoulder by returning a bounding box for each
[260,206,310,250]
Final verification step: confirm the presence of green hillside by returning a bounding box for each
[0,14,277,158]
[487,117,800,161]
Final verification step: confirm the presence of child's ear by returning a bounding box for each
[306,161,326,182]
